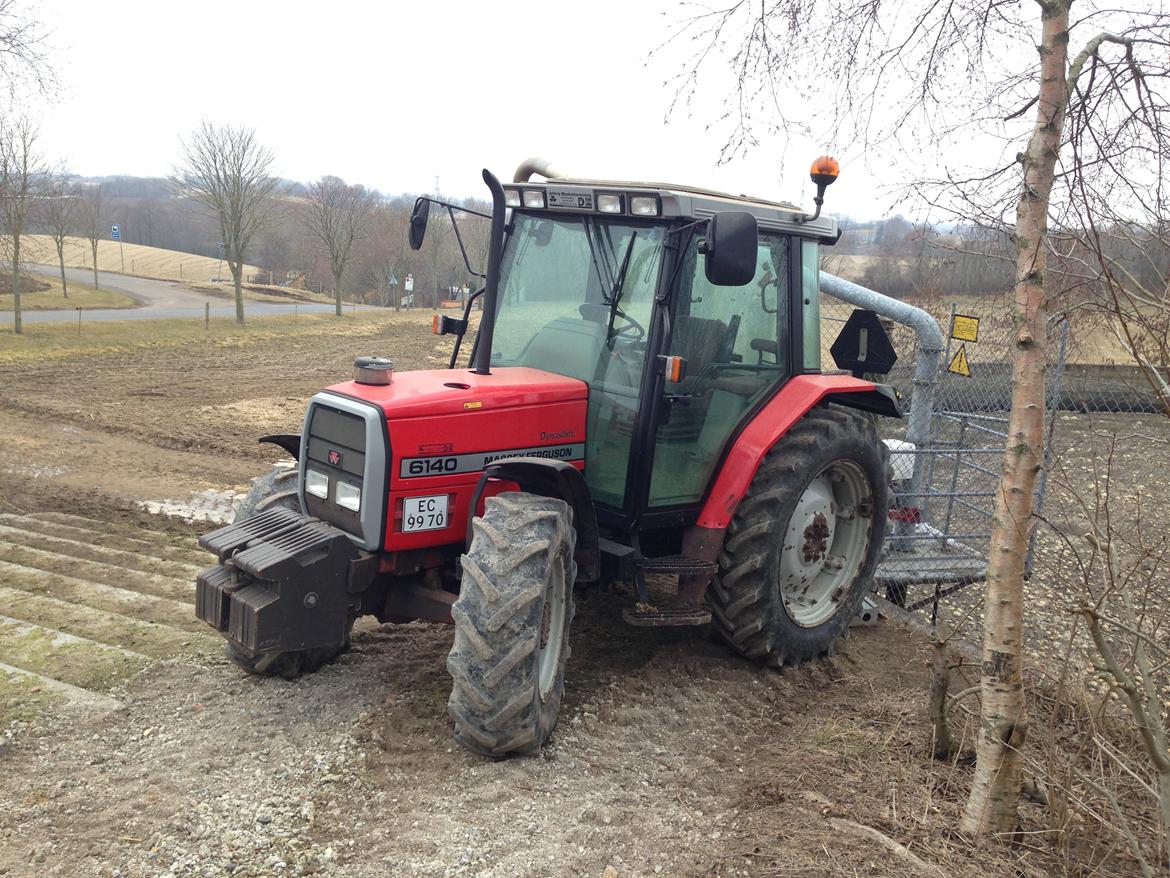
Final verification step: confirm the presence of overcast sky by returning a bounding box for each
[36,1,908,217]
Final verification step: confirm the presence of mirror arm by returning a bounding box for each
[418,196,492,220]
[446,205,488,280]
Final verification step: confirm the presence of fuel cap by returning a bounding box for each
[353,356,394,385]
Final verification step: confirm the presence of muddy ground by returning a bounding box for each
[0,311,1163,876]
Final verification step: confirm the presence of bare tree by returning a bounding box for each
[360,203,411,308]
[0,0,56,97]
[80,182,102,290]
[174,123,280,324]
[302,175,377,316]
[659,0,1170,838]
[38,169,79,298]
[0,115,43,334]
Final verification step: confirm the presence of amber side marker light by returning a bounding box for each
[661,354,686,383]
[432,314,441,335]
[798,154,840,224]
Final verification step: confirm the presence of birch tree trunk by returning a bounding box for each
[960,0,1070,836]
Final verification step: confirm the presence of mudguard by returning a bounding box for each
[259,434,301,458]
[469,457,600,583]
[696,374,897,530]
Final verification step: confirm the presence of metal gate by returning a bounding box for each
[818,276,1070,620]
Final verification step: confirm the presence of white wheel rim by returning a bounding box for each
[537,553,567,701]
[779,460,872,628]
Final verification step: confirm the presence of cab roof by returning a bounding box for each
[505,175,838,242]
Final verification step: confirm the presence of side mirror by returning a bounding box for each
[408,197,431,250]
[700,211,758,286]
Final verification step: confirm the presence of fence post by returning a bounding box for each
[819,273,945,549]
[205,302,209,330]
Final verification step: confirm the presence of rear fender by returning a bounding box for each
[469,458,600,583]
[696,374,893,530]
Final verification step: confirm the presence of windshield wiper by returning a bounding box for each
[605,230,638,344]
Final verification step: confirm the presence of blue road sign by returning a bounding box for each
[390,275,399,286]
[110,224,120,240]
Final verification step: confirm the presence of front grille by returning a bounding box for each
[299,393,388,550]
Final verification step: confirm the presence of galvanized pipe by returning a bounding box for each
[819,272,945,548]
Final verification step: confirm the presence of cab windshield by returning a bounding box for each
[491,213,665,508]
[491,213,664,381]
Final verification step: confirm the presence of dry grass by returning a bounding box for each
[0,274,135,311]
[0,308,434,364]
[22,235,259,283]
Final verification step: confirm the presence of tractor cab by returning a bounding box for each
[417,163,842,534]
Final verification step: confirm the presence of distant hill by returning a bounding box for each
[24,236,260,283]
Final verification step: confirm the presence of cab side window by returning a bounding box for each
[648,233,792,507]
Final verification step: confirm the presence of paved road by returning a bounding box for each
[1,265,348,323]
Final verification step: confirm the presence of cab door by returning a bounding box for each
[646,231,796,508]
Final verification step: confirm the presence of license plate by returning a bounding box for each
[402,494,449,532]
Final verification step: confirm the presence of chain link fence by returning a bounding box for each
[818,282,1170,621]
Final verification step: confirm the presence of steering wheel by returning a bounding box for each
[611,309,645,341]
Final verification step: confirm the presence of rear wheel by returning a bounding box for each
[447,492,577,758]
[710,405,888,666]
[226,462,353,678]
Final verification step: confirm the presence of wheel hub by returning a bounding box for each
[779,462,872,628]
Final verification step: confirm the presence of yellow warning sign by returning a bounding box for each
[948,344,972,377]
[951,314,980,342]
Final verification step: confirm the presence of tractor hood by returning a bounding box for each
[324,366,587,419]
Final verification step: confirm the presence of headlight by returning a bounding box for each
[305,468,329,499]
[521,189,545,208]
[596,193,622,213]
[504,188,522,208]
[629,195,660,216]
[335,481,361,512]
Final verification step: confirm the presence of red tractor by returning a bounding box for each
[195,157,898,757]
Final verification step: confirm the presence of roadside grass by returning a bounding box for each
[0,276,135,311]
[0,308,434,364]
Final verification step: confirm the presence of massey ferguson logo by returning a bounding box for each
[327,449,343,466]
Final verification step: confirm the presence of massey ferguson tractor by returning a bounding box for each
[195,156,900,757]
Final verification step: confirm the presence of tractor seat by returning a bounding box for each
[518,316,606,380]
[673,315,728,391]
[659,314,729,443]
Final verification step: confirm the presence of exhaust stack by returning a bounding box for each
[513,157,567,183]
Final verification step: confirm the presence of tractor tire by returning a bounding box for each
[447,492,577,758]
[226,462,353,679]
[710,405,889,667]
[235,465,300,521]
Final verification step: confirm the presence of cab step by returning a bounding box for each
[621,602,712,627]
[634,555,718,575]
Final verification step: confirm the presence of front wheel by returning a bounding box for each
[447,492,577,758]
[710,405,889,666]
